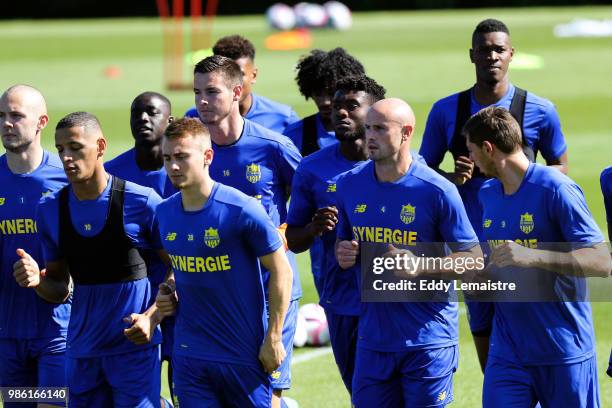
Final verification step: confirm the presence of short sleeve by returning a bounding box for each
[437,186,479,251]
[552,183,604,244]
[287,166,316,227]
[334,176,353,241]
[36,198,61,262]
[419,103,449,168]
[537,103,567,161]
[275,138,302,191]
[240,199,283,257]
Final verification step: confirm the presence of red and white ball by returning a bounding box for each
[266,3,297,31]
[324,1,352,30]
[294,2,329,29]
[298,303,330,346]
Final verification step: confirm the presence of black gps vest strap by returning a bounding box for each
[58,177,147,285]
[301,114,320,157]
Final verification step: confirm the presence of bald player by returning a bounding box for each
[1,85,70,407]
[335,99,480,407]
[13,112,167,407]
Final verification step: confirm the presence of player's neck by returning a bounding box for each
[6,143,44,174]
[72,168,110,201]
[473,78,510,106]
[497,154,530,195]
[339,138,368,162]
[374,151,413,183]
[134,143,163,171]
[239,93,253,117]
[181,176,214,211]
[209,112,244,146]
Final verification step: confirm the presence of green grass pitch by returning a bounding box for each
[1,6,611,407]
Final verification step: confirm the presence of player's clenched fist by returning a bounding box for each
[336,240,359,269]
[13,248,43,288]
[258,337,286,374]
[156,281,177,317]
[454,155,475,186]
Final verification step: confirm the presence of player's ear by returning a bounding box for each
[509,47,515,62]
[37,114,49,131]
[483,140,494,155]
[233,84,243,101]
[97,137,107,158]
[203,147,214,166]
[167,115,175,124]
[469,48,475,63]
[251,66,258,83]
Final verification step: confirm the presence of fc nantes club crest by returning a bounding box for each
[246,163,261,183]
[520,212,534,234]
[400,204,416,224]
[204,227,220,248]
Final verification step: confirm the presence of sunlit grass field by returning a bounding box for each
[1,6,611,407]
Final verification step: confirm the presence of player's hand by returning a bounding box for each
[337,240,359,269]
[258,337,286,374]
[454,156,474,185]
[306,206,339,237]
[382,244,420,278]
[490,240,535,268]
[156,280,177,318]
[13,248,43,288]
[123,313,156,345]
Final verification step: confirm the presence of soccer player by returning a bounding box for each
[419,18,569,371]
[13,112,165,407]
[191,55,301,407]
[463,106,611,407]
[0,85,69,408]
[600,166,612,378]
[335,98,481,407]
[184,35,299,134]
[105,91,176,407]
[155,117,292,408]
[286,75,385,395]
[285,48,365,157]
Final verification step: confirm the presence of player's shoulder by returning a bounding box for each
[521,87,556,111]
[253,93,295,118]
[527,164,575,192]
[429,90,462,114]
[298,144,337,169]
[336,160,371,188]
[122,178,162,207]
[244,119,296,148]
[409,160,458,194]
[213,183,263,213]
[283,117,304,135]
[44,151,65,172]
[105,148,134,172]
[600,166,612,185]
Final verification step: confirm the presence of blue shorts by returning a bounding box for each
[269,298,298,390]
[465,301,494,335]
[484,355,599,408]
[173,355,271,408]
[325,311,358,395]
[161,316,175,361]
[0,337,67,408]
[66,346,161,408]
[352,345,457,408]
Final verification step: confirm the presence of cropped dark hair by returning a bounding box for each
[56,111,101,133]
[462,106,522,154]
[213,35,255,60]
[295,47,365,99]
[335,75,386,103]
[194,55,243,87]
[472,19,510,44]
[164,117,210,141]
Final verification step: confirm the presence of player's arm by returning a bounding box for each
[490,241,611,278]
[388,244,484,279]
[286,206,338,253]
[124,249,172,345]
[545,151,568,175]
[258,247,292,374]
[13,249,71,303]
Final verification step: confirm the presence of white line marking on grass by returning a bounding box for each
[292,347,333,365]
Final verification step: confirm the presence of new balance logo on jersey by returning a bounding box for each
[326,183,336,193]
[483,219,492,228]
[165,232,177,241]
[354,204,367,213]
[438,391,447,401]
[0,198,4,205]
[41,190,53,198]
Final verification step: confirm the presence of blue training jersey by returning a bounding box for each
[601,167,612,234]
[480,163,603,365]
[210,118,302,300]
[37,176,162,357]
[185,93,299,134]
[284,112,337,152]
[287,144,364,316]
[420,84,567,238]
[0,151,70,339]
[157,183,283,367]
[105,148,176,291]
[335,159,478,352]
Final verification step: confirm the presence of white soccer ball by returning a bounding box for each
[324,1,352,30]
[298,303,330,346]
[293,311,308,348]
[295,2,329,29]
[266,3,296,31]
